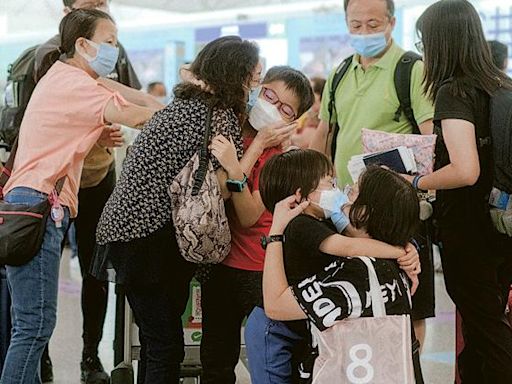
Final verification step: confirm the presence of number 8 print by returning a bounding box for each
[346,343,375,384]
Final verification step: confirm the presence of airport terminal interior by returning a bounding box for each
[0,0,512,384]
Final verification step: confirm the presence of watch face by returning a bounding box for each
[260,236,268,249]
[227,181,243,192]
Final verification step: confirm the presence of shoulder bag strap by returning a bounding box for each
[0,136,66,199]
[359,257,386,317]
[192,105,214,196]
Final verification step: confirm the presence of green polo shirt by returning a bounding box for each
[319,42,434,186]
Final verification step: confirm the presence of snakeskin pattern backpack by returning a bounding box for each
[169,105,231,263]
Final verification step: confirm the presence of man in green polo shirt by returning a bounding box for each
[311,0,435,351]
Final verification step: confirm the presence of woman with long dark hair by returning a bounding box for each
[408,1,512,382]
[93,36,264,384]
[1,9,159,384]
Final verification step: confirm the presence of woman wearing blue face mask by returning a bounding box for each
[0,9,160,384]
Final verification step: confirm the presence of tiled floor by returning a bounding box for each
[48,248,455,383]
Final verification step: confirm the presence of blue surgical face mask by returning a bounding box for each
[78,39,119,77]
[349,32,388,58]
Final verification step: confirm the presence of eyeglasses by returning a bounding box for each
[415,41,424,54]
[261,87,297,120]
[316,177,338,192]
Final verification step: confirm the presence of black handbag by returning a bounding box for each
[0,139,65,266]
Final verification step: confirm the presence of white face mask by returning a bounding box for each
[248,98,284,131]
[311,188,347,218]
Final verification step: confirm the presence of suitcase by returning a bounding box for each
[0,265,12,372]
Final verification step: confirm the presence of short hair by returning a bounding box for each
[147,81,165,93]
[488,40,509,71]
[349,166,419,247]
[262,66,314,117]
[260,149,333,214]
[63,0,111,8]
[344,0,395,18]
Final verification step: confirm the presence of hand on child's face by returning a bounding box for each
[255,121,298,149]
[270,194,310,234]
[345,183,359,202]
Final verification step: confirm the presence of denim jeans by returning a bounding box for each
[245,307,304,384]
[0,187,69,384]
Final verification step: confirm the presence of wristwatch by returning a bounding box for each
[226,174,248,192]
[261,234,285,250]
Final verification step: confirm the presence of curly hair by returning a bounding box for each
[174,36,260,121]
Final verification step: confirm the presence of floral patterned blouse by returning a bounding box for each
[96,97,243,245]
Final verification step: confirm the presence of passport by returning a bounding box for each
[348,146,417,183]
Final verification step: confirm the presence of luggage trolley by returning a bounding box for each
[111,279,203,384]
[111,279,249,384]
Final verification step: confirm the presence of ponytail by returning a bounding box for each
[36,48,62,82]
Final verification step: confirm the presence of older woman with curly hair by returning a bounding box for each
[92,36,264,384]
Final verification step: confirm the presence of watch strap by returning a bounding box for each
[226,173,248,192]
[261,234,285,249]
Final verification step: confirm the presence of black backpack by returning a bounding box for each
[0,45,39,148]
[488,87,512,194]
[327,51,422,160]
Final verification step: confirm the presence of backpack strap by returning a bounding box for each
[192,105,214,196]
[0,136,65,199]
[394,51,422,134]
[328,52,421,162]
[0,138,17,198]
[328,55,354,160]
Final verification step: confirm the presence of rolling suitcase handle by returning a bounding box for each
[110,297,134,384]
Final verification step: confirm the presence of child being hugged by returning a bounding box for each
[245,150,422,383]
